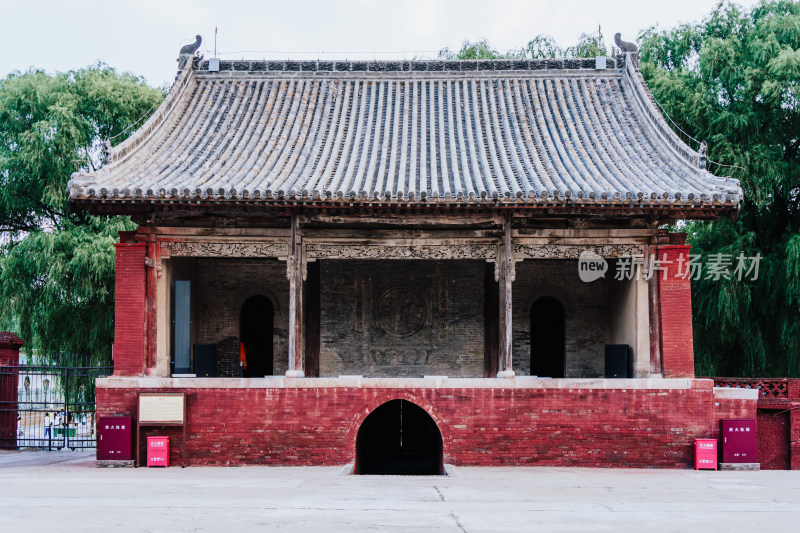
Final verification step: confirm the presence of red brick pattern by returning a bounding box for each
[0,333,23,449]
[99,382,719,468]
[711,397,756,440]
[712,378,800,469]
[657,245,694,378]
[113,243,146,376]
[757,409,790,470]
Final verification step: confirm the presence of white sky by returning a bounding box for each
[2,0,760,87]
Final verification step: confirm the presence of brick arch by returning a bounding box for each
[232,287,280,315]
[346,391,452,463]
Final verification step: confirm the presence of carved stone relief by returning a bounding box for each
[514,244,645,259]
[376,286,426,337]
[305,244,497,260]
[163,241,288,258]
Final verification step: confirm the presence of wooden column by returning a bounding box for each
[304,261,320,377]
[144,234,159,375]
[497,214,516,378]
[484,263,499,377]
[286,214,305,378]
[648,245,663,376]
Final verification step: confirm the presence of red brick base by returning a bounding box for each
[97,380,752,468]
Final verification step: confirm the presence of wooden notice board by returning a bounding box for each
[137,393,187,466]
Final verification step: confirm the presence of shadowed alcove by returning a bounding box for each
[530,296,566,378]
[356,399,443,475]
[239,295,274,377]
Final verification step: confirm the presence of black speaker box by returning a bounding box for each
[194,344,217,377]
[605,344,630,378]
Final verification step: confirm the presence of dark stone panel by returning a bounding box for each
[319,260,485,377]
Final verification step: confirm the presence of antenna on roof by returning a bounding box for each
[214,27,218,58]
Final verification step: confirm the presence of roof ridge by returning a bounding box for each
[197,57,624,74]
[620,58,741,201]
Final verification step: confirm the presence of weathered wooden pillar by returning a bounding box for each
[497,214,516,378]
[484,263,499,377]
[304,261,321,378]
[144,233,159,375]
[286,214,305,378]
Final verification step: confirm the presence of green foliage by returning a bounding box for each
[640,1,800,376]
[0,64,162,358]
[438,39,526,60]
[439,32,608,60]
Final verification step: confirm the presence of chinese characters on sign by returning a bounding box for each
[583,253,762,282]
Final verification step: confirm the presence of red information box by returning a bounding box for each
[694,438,717,470]
[97,417,133,461]
[721,419,757,463]
[147,436,169,467]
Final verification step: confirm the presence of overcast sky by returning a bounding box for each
[2,0,760,87]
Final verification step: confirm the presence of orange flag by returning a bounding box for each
[239,342,248,371]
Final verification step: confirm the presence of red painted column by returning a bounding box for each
[789,380,800,470]
[0,332,23,449]
[114,233,147,376]
[657,244,695,378]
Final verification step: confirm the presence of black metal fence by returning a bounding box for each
[0,353,112,450]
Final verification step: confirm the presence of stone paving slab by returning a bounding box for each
[0,451,798,532]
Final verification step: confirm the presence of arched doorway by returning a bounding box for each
[530,296,565,377]
[239,295,274,377]
[356,399,443,475]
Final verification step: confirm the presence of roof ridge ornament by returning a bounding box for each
[698,141,708,169]
[178,35,203,70]
[614,32,639,69]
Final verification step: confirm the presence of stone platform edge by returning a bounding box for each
[97,376,714,391]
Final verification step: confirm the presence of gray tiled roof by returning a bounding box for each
[68,56,742,211]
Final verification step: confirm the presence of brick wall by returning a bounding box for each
[192,258,289,376]
[114,243,146,376]
[711,394,756,440]
[657,245,694,378]
[0,333,23,449]
[319,260,485,377]
[159,258,633,379]
[512,260,610,377]
[98,381,716,468]
[757,409,790,470]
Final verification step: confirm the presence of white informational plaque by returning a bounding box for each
[138,393,185,425]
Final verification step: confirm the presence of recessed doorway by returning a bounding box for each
[356,399,443,475]
[239,295,274,377]
[530,296,566,377]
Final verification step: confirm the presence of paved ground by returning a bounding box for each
[0,450,798,532]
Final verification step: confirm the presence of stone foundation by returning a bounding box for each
[97,377,755,468]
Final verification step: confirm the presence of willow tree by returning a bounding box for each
[639,0,800,377]
[0,64,163,360]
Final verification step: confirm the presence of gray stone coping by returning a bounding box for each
[97,376,712,391]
